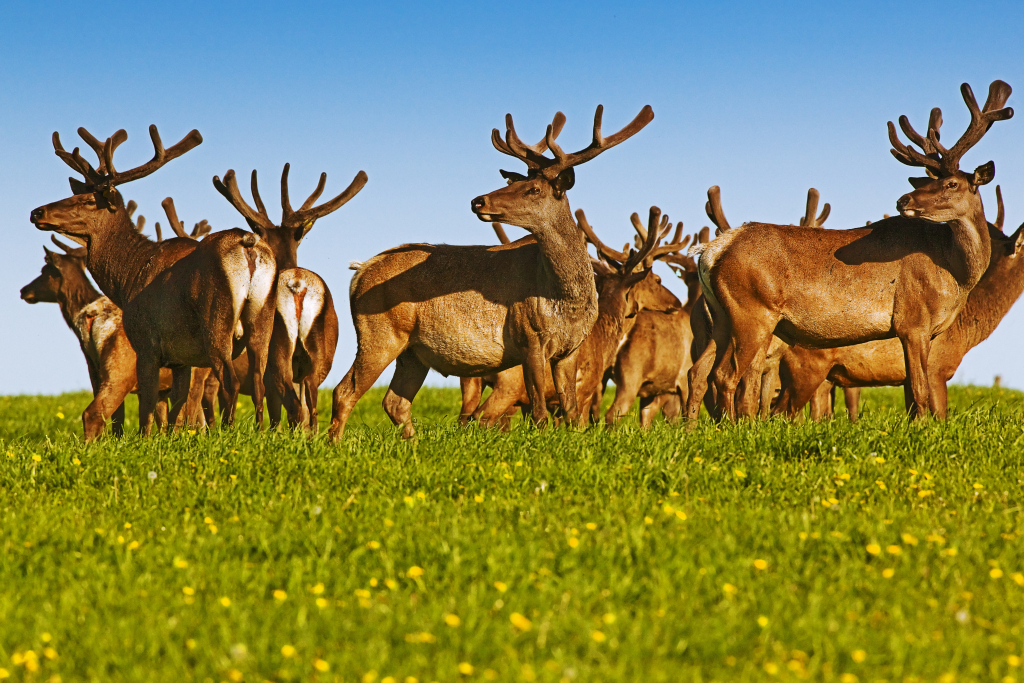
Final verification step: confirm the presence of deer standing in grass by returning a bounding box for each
[30,125,277,434]
[776,186,1024,419]
[330,105,654,440]
[212,164,365,430]
[686,81,1012,421]
[462,208,683,428]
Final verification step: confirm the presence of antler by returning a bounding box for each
[889,80,1013,177]
[621,208,666,273]
[191,220,212,239]
[493,106,654,178]
[705,186,732,235]
[631,213,689,264]
[161,197,188,239]
[213,170,276,231]
[798,188,831,227]
[50,235,88,259]
[279,163,368,234]
[995,185,1005,231]
[577,208,630,263]
[492,222,511,245]
[53,126,202,191]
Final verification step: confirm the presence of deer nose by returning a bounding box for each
[471,196,487,213]
[30,207,45,223]
[896,195,911,212]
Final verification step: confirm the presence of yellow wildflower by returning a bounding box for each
[851,650,866,662]
[444,613,462,627]
[273,589,287,601]
[901,534,918,546]
[568,537,580,548]
[510,612,532,631]
[314,659,330,672]
[722,583,737,596]
[882,568,895,579]
[753,559,768,570]
[407,566,424,578]
[494,581,508,593]
[886,545,902,555]
[757,616,769,627]
[586,522,597,530]
[458,663,474,675]
[281,644,296,658]
[591,630,606,642]
[991,568,1004,579]
[220,597,231,607]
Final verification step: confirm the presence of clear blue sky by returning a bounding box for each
[3,0,1023,394]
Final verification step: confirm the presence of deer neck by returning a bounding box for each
[946,202,991,289]
[574,290,636,388]
[85,216,165,308]
[531,207,597,308]
[56,269,102,332]
[943,235,1024,352]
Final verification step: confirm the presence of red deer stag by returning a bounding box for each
[686,81,1012,421]
[463,208,683,428]
[776,186,1023,419]
[30,125,278,434]
[329,105,654,439]
[213,164,365,430]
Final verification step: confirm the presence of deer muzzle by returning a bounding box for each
[470,196,498,221]
[896,194,915,217]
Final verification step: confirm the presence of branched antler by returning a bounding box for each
[213,170,276,231]
[280,163,368,234]
[705,186,732,236]
[161,197,212,241]
[50,235,88,259]
[577,207,663,274]
[798,188,831,228]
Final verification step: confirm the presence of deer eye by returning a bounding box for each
[524,187,540,196]
[947,181,958,189]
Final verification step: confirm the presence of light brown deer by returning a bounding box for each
[20,236,177,438]
[212,164,364,430]
[463,208,684,428]
[776,186,1023,419]
[30,125,278,434]
[686,81,1012,421]
[329,105,654,440]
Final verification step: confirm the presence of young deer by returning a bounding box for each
[30,125,278,434]
[213,164,364,430]
[329,105,654,440]
[20,237,175,438]
[776,187,1024,419]
[687,81,1012,421]
[464,208,683,428]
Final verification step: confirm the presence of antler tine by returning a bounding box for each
[50,234,87,258]
[698,226,710,244]
[995,185,1005,231]
[492,222,511,245]
[135,214,146,233]
[630,211,648,240]
[126,200,138,218]
[251,170,270,222]
[801,188,820,227]
[622,207,664,274]
[705,186,733,233]
[942,80,1014,174]
[154,221,162,242]
[498,114,553,169]
[192,220,212,239]
[110,125,203,186]
[52,132,104,185]
[576,208,630,263]
[817,202,831,226]
[888,119,943,174]
[646,220,690,262]
[662,252,697,274]
[281,168,368,232]
[212,169,276,230]
[547,105,655,173]
[161,197,189,239]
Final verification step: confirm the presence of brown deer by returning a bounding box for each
[30,125,278,434]
[776,186,1023,419]
[463,208,684,428]
[328,105,654,440]
[20,236,176,438]
[686,81,1012,421]
[212,164,364,430]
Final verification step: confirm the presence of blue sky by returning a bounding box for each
[3,0,1023,394]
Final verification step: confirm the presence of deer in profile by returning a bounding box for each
[776,185,1023,419]
[213,163,365,430]
[30,125,278,434]
[463,208,683,428]
[686,81,1012,421]
[329,105,654,439]
[20,235,178,438]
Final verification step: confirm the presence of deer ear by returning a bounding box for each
[972,161,995,188]
[1013,227,1024,256]
[248,222,267,239]
[69,177,91,195]
[907,177,933,189]
[551,167,575,197]
[499,169,527,184]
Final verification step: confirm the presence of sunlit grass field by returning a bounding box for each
[1,386,1023,682]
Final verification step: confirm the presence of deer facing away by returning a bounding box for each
[329,105,654,440]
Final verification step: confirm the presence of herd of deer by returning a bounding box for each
[20,80,1022,443]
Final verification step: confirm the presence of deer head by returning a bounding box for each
[471,106,654,232]
[213,164,367,271]
[20,237,88,304]
[890,81,1013,224]
[29,126,203,246]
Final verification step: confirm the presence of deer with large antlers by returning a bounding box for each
[212,163,364,430]
[462,208,683,428]
[20,236,179,438]
[686,81,1012,421]
[329,105,654,439]
[30,125,278,434]
[775,186,1024,419]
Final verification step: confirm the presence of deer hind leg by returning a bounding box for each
[551,350,581,427]
[83,375,134,442]
[459,377,483,427]
[476,369,525,430]
[304,378,319,432]
[183,368,210,429]
[202,373,219,426]
[166,367,194,430]
[605,365,642,427]
[685,338,717,423]
[808,381,833,421]
[211,353,241,428]
[713,321,774,422]
[135,352,162,437]
[844,387,861,422]
[382,349,429,439]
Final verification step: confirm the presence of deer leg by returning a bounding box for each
[112,401,127,437]
[183,368,209,429]
[638,395,662,429]
[202,373,219,427]
[459,377,483,427]
[305,378,319,432]
[808,381,833,421]
[685,338,717,423]
[166,367,193,430]
[83,374,134,442]
[154,396,168,431]
[135,353,161,437]
[736,346,767,419]
[663,392,683,424]
[844,387,861,422]
[900,333,932,419]
[328,341,402,442]
[605,365,643,426]
[714,322,773,422]
[477,368,526,429]
[212,355,240,428]
[551,350,581,427]
[521,346,551,427]
[382,349,429,439]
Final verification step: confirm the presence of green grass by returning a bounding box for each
[1,386,1023,683]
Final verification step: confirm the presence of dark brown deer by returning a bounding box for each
[20,237,176,438]
[686,81,1012,421]
[212,164,364,429]
[776,186,1023,419]
[29,125,278,434]
[464,208,683,428]
[329,105,654,440]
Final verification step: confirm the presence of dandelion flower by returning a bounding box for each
[0,669,11,679]
[56,412,64,420]
[494,581,508,593]
[220,597,231,607]
[32,454,42,463]
[586,523,597,530]
[763,663,779,674]
[510,613,532,631]
[444,613,462,627]
[591,630,606,643]
[973,483,985,490]
[173,557,188,569]
[182,586,195,596]
[1013,573,1024,587]
[407,566,424,579]
[568,537,580,548]
[314,659,330,672]
[1009,655,1021,667]
[757,616,769,627]
[474,494,484,503]
[458,662,474,675]
[882,568,895,579]
[734,469,746,479]
[722,583,737,596]
[753,559,768,570]
[281,644,297,657]
[362,672,378,683]
[367,541,381,550]
[42,648,57,660]
[127,540,140,550]
[840,674,859,683]
[644,516,654,525]
[602,612,616,624]
[316,598,328,608]
[901,534,918,546]
[886,545,902,555]
[991,568,1004,579]
[851,650,866,662]
[311,582,325,594]
[73,458,82,466]
[273,589,287,601]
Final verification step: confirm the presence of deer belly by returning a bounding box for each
[411,299,511,375]
[779,287,896,347]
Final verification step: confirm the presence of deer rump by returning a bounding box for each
[350,240,593,376]
[698,218,971,349]
[122,229,276,370]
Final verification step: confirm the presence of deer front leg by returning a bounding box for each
[135,353,161,437]
[521,345,551,427]
[83,376,134,442]
[459,377,483,427]
[900,332,933,419]
[167,367,194,429]
[844,387,861,422]
[551,350,581,427]
[382,349,429,439]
